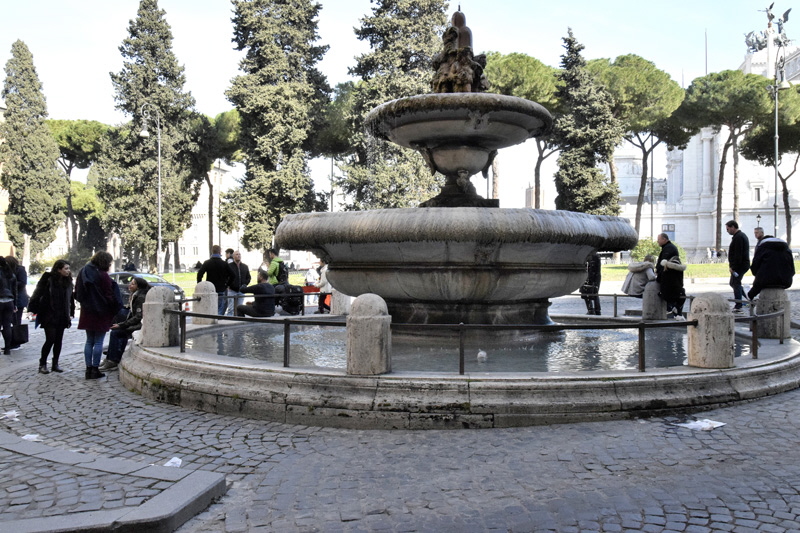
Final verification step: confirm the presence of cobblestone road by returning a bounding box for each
[0,282,799,532]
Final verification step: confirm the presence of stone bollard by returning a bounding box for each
[642,281,666,320]
[688,292,734,368]
[755,288,791,339]
[141,286,180,348]
[331,289,353,315]
[193,281,218,325]
[346,293,391,375]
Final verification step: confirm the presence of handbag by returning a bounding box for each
[12,323,28,345]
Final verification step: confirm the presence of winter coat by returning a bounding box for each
[315,264,331,293]
[114,287,150,334]
[32,272,74,329]
[197,255,232,292]
[728,229,751,275]
[14,265,28,308]
[0,266,17,303]
[76,263,119,332]
[748,237,795,299]
[227,261,251,291]
[241,282,276,316]
[621,261,656,297]
[656,241,679,282]
[658,257,687,304]
[266,257,284,286]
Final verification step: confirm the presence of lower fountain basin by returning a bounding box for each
[275,208,638,324]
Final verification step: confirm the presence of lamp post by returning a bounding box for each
[140,103,162,274]
[769,14,792,238]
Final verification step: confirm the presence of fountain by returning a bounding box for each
[120,9,800,430]
[275,9,638,326]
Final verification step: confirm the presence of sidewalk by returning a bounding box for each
[0,285,798,532]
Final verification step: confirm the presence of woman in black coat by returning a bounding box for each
[31,260,75,374]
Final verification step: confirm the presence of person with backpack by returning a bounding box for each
[30,259,74,374]
[0,257,17,355]
[75,251,121,379]
[265,248,288,286]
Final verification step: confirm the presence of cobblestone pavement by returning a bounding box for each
[1,281,799,532]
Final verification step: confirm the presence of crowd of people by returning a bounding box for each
[196,245,331,318]
[589,219,795,319]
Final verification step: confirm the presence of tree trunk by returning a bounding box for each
[732,134,740,223]
[715,134,734,253]
[634,147,650,235]
[491,157,499,200]
[173,241,181,273]
[534,140,545,209]
[608,151,617,184]
[206,173,214,254]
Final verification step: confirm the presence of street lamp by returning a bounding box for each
[140,103,162,274]
[757,213,762,227]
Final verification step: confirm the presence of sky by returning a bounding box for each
[0,0,781,206]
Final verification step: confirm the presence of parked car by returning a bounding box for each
[109,272,184,304]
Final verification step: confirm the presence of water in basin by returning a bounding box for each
[185,322,749,373]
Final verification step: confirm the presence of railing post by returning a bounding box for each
[283,319,291,367]
[459,323,465,375]
[613,294,618,318]
[638,322,646,372]
[180,311,186,353]
[751,316,759,359]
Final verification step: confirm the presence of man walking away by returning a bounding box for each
[197,245,233,315]
[726,221,750,312]
[748,236,794,300]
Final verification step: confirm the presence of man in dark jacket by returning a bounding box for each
[748,237,795,300]
[197,245,233,315]
[236,271,276,318]
[655,233,683,315]
[726,220,750,311]
[225,250,251,316]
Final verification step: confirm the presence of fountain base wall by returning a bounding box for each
[120,328,800,430]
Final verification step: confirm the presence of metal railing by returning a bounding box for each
[168,296,788,374]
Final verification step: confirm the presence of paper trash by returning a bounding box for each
[674,418,726,431]
[1,410,19,420]
[22,434,42,441]
[163,457,182,468]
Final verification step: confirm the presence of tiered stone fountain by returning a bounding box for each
[275,9,638,325]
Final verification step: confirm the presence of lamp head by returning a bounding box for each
[779,79,792,90]
[139,127,150,138]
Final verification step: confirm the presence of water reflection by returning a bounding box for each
[186,322,748,372]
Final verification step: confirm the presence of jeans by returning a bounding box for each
[106,329,130,363]
[217,292,227,315]
[225,289,244,316]
[730,273,745,308]
[84,330,106,367]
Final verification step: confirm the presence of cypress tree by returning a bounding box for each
[225,0,330,255]
[552,30,623,215]
[0,40,66,257]
[337,0,447,210]
[94,0,204,268]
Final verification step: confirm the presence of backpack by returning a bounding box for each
[277,261,289,285]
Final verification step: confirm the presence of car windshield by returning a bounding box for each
[114,273,168,284]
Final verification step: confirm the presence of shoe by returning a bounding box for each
[674,315,686,321]
[103,361,119,372]
[51,366,63,373]
[38,365,50,374]
[98,359,110,370]
[10,346,22,351]
[733,308,745,315]
[85,366,105,380]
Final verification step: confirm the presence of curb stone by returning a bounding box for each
[0,430,227,533]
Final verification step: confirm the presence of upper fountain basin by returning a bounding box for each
[365,93,553,177]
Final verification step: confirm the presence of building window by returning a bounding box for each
[193,247,199,256]
[754,187,761,202]
[180,247,185,256]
